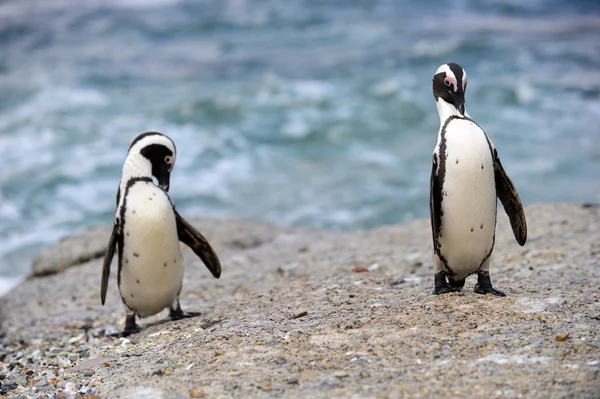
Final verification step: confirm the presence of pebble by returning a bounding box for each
[1,382,18,391]
[556,332,570,342]
[58,357,71,367]
[68,353,79,362]
[13,376,27,387]
[13,385,26,394]
[79,385,96,395]
[334,371,349,378]
[37,379,49,387]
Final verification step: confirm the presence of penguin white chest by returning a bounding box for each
[119,181,184,317]
[438,118,497,279]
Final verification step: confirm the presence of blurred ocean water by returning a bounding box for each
[0,0,599,291]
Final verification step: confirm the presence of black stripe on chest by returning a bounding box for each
[116,177,153,287]
[431,117,452,271]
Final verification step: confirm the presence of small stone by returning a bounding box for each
[13,385,26,394]
[442,345,451,350]
[214,349,224,356]
[189,390,206,398]
[83,371,95,377]
[1,382,18,391]
[152,369,164,376]
[13,376,27,387]
[57,357,71,367]
[366,261,381,272]
[36,379,49,387]
[258,385,272,392]
[64,381,76,393]
[79,386,95,395]
[164,370,173,376]
[291,311,308,319]
[334,371,349,378]
[556,332,570,342]
[351,267,369,273]
[67,353,79,362]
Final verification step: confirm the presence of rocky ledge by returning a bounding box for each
[0,203,599,398]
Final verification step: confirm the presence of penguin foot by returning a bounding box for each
[110,313,140,337]
[169,306,201,321]
[433,272,461,295]
[434,286,461,295]
[113,325,141,337]
[474,271,506,297]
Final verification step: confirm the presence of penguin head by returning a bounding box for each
[126,132,177,192]
[432,63,468,116]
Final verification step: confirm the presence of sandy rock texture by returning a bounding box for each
[0,203,599,398]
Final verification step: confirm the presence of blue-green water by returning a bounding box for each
[1,0,599,291]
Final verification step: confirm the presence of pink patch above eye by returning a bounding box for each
[444,76,458,92]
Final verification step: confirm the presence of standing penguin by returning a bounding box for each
[101,132,221,336]
[430,63,527,296]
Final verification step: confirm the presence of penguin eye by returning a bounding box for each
[444,78,451,87]
[164,155,172,164]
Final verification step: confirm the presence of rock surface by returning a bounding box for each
[1,203,599,398]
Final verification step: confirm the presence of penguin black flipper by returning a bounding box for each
[494,149,527,246]
[429,152,443,251]
[101,223,119,305]
[174,210,222,278]
[430,152,458,294]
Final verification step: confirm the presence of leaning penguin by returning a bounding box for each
[101,132,221,336]
[429,63,527,296]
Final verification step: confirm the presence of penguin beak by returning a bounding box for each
[452,91,466,115]
[157,164,171,192]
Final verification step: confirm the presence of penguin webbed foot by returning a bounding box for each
[169,304,201,321]
[433,272,462,295]
[474,271,506,297]
[110,313,141,337]
[112,325,141,338]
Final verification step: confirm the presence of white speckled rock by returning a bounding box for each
[2,204,599,399]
